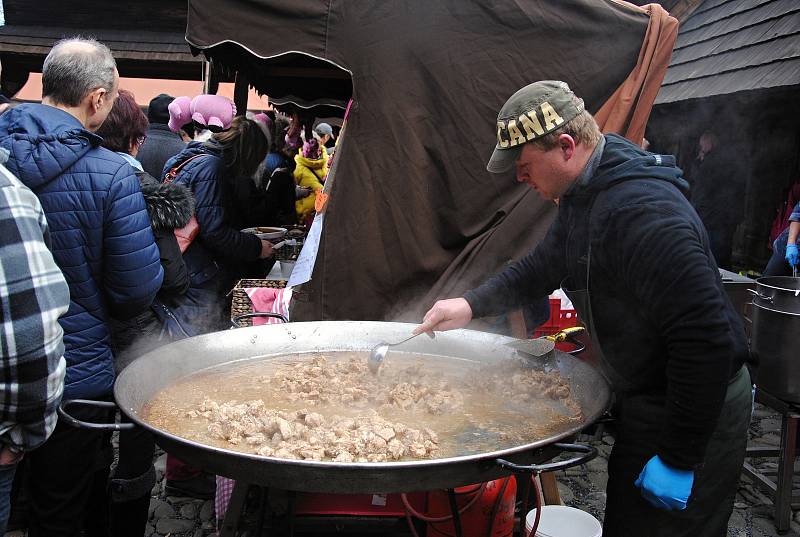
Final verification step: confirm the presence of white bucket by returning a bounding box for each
[525,506,602,537]
[280,261,296,279]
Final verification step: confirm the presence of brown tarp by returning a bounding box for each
[186,0,677,322]
[595,3,679,145]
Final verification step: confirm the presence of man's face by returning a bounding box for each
[514,141,573,201]
[697,134,714,160]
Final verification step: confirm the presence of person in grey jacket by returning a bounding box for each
[137,93,186,180]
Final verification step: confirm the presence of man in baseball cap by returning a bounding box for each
[415,81,751,536]
[487,80,584,174]
[313,122,335,155]
[314,122,334,140]
[314,123,335,161]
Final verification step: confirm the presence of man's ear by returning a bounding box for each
[89,87,107,113]
[558,133,576,161]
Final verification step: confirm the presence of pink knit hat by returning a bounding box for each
[190,94,237,131]
[248,112,272,141]
[252,112,271,129]
[167,96,192,132]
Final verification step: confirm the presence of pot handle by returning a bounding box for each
[58,399,135,431]
[495,442,597,474]
[746,288,773,303]
[566,341,586,355]
[547,326,586,355]
[230,312,288,328]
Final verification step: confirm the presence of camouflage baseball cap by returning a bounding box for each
[487,80,585,173]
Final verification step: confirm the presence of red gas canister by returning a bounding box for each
[423,478,517,537]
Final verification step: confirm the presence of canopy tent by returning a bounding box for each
[186,0,677,322]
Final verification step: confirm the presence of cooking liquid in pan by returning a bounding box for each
[143,351,581,461]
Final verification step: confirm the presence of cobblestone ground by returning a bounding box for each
[4,449,218,537]
[4,403,797,536]
[143,451,217,537]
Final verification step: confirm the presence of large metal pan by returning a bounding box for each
[60,321,610,493]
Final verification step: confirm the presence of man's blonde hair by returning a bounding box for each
[531,96,601,150]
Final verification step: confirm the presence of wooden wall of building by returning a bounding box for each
[647,86,800,272]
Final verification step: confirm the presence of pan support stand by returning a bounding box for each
[742,388,800,534]
[219,481,249,537]
[211,476,559,536]
[219,483,287,537]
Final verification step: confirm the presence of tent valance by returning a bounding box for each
[187,0,677,322]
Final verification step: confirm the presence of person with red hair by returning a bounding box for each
[96,89,195,537]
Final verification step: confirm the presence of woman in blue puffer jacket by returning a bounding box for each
[160,116,273,336]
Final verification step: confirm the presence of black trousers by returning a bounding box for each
[108,414,156,537]
[26,403,113,537]
[108,312,159,537]
[603,366,751,537]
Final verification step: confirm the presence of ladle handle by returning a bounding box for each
[231,312,289,328]
[58,399,135,431]
[389,330,436,348]
[495,442,597,474]
[395,334,420,346]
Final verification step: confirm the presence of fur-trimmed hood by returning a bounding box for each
[136,171,195,231]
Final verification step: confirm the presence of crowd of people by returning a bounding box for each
[0,33,797,537]
[0,36,336,536]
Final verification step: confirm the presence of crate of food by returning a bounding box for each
[532,298,579,338]
[230,278,287,326]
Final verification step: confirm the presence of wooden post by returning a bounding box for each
[508,309,527,339]
[233,70,249,115]
[540,473,563,505]
[202,60,217,95]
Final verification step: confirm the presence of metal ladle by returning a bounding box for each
[368,331,434,373]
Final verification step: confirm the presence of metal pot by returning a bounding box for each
[749,276,800,314]
[749,277,800,401]
[59,321,610,493]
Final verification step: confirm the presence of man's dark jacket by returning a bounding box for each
[108,169,194,370]
[689,147,745,268]
[137,124,186,180]
[136,170,193,298]
[464,134,749,470]
[690,147,745,231]
[0,104,163,399]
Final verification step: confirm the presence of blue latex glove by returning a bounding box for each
[787,244,799,267]
[634,455,694,511]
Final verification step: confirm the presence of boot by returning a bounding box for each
[108,466,156,537]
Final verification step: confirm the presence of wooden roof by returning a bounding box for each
[0,0,203,80]
[655,0,800,103]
